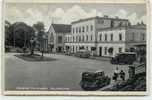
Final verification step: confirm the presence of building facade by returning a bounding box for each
[48,24,71,53]
[97,24,146,57]
[64,16,130,55]
[48,16,146,57]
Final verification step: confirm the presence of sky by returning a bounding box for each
[5,3,146,31]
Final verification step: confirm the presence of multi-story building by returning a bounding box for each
[48,24,71,52]
[64,16,129,54]
[97,23,146,57]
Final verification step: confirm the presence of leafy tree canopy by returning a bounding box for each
[5,22,34,48]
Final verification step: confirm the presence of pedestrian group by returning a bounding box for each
[113,67,125,81]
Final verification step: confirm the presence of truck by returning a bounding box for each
[110,52,136,65]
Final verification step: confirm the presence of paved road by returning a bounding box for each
[5,53,129,91]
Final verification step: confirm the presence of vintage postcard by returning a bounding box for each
[1,0,149,95]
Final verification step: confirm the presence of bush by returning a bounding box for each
[5,46,11,52]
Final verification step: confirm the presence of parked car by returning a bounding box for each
[65,51,73,56]
[75,50,91,58]
[80,70,111,90]
[110,52,136,64]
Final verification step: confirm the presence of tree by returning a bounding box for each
[5,20,11,46]
[33,22,45,39]
[33,22,46,58]
[6,22,34,48]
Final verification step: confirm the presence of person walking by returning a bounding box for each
[120,70,125,81]
[113,67,120,81]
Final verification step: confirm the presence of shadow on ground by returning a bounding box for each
[15,54,57,62]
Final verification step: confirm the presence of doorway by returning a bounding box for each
[99,47,102,56]
[58,46,62,52]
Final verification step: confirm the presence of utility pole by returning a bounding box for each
[13,30,15,48]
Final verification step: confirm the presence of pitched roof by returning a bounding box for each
[52,24,71,33]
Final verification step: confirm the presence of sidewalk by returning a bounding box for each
[90,56,111,61]
[44,52,111,61]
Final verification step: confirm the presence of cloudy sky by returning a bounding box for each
[5,3,146,30]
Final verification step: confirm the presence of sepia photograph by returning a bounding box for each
[2,0,148,95]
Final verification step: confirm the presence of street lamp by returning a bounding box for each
[30,37,36,55]
[41,34,47,58]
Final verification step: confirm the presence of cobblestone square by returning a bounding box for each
[5,53,129,91]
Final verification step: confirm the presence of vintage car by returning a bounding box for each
[110,52,136,64]
[75,50,91,58]
[64,51,74,56]
[80,70,111,90]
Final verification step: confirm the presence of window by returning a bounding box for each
[76,36,78,42]
[108,47,114,55]
[119,33,122,41]
[90,25,93,31]
[58,36,62,43]
[77,36,78,42]
[104,47,107,55]
[119,47,122,53]
[76,27,78,33]
[132,33,135,41]
[86,35,88,41]
[82,26,85,32]
[111,20,114,27]
[79,36,81,42]
[131,32,135,41]
[119,22,123,26]
[86,25,89,32]
[73,36,74,42]
[79,27,81,33]
[82,36,84,42]
[73,28,75,33]
[110,34,113,41]
[64,37,66,42]
[90,35,93,41]
[100,34,102,41]
[76,46,78,51]
[141,33,145,41]
[105,34,107,41]
[73,46,74,52]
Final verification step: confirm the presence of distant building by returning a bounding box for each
[64,16,129,55]
[48,24,71,52]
